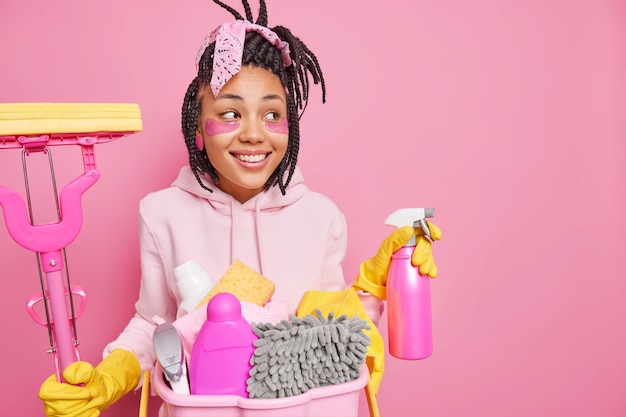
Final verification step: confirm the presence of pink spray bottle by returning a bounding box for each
[385,208,436,360]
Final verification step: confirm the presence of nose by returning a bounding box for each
[238,118,265,144]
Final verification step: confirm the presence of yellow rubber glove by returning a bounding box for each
[38,349,141,417]
[412,220,442,278]
[296,288,385,394]
[352,221,442,300]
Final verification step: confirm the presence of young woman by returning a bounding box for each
[38,1,440,415]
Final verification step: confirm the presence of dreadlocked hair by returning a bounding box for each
[181,0,326,195]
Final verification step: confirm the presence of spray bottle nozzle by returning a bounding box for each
[385,208,435,246]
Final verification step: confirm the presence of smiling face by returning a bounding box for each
[196,65,289,203]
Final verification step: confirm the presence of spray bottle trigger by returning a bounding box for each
[417,218,432,241]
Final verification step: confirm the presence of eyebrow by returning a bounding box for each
[218,93,285,103]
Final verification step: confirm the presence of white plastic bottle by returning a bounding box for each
[174,260,214,319]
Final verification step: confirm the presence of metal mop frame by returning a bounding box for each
[0,103,141,383]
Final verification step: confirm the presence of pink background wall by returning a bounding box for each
[1,1,624,416]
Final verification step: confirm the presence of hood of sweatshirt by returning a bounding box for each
[172,165,309,212]
[171,165,310,274]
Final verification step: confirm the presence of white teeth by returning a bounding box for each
[236,154,267,162]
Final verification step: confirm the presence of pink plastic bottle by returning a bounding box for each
[385,208,435,360]
[189,292,258,396]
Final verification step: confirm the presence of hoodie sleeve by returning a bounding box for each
[323,210,384,325]
[321,211,349,291]
[103,202,178,371]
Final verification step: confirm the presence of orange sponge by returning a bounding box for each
[196,260,275,308]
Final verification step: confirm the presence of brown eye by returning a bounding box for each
[264,111,280,121]
[221,111,238,120]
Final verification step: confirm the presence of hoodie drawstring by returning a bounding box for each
[229,198,236,266]
[254,199,264,276]
[228,196,265,276]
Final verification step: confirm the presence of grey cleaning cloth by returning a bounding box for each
[246,310,371,399]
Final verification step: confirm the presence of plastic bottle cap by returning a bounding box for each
[174,260,213,300]
[207,292,242,322]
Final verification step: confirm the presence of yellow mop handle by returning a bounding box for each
[365,380,381,417]
[138,370,151,417]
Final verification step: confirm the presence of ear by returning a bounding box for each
[195,133,204,151]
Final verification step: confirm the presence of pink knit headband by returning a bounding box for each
[195,20,293,98]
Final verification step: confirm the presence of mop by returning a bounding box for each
[246,310,371,399]
[0,102,141,381]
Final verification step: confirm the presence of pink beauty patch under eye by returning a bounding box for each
[205,118,239,135]
[266,118,289,134]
